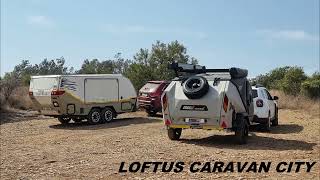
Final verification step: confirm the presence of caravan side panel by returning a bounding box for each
[84,78,119,103]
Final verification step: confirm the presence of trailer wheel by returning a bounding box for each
[183,76,209,99]
[58,117,71,124]
[87,108,102,125]
[234,115,248,144]
[101,107,114,123]
[167,128,182,140]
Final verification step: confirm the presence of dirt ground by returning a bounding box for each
[0,109,319,179]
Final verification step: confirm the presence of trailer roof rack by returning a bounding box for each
[168,62,248,78]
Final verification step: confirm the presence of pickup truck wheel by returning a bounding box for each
[58,117,71,124]
[272,107,279,126]
[167,128,182,140]
[183,76,209,99]
[88,108,102,125]
[101,107,114,123]
[234,115,248,144]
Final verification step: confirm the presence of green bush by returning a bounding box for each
[301,72,320,98]
[279,67,307,96]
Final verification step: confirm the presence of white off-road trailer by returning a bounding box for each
[29,74,137,124]
[161,63,254,144]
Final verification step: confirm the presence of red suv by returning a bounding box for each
[138,81,170,116]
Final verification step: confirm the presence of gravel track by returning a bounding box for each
[0,110,319,179]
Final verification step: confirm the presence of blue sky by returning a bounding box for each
[1,0,319,77]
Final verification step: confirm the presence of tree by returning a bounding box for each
[37,57,70,75]
[0,57,72,106]
[76,54,132,75]
[125,40,198,90]
[1,72,20,101]
[254,66,290,89]
[112,53,132,74]
[280,67,307,95]
[301,72,320,98]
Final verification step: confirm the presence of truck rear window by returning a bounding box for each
[140,83,161,93]
[252,89,258,98]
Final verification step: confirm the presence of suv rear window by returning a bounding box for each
[252,89,258,98]
[140,83,161,93]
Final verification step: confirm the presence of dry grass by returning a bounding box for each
[270,90,320,117]
[1,86,35,111]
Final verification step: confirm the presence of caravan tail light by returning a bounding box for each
[51,90,65,96]
[223,94,229,112]
[256,99,263,107]
[164,119,172,125]
[221,121,227,128]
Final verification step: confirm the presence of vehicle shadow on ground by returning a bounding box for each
[250,124,304,134]
[179,133,315,151]
[148,114,163,118]
[0,111,45,125]
[49,117,162,130]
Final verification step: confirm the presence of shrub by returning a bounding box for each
[270,90,319,117]
[301,72,320,98]
[279,67,307,96]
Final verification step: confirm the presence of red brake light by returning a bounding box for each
[51,90,65,96]
[223,95,229,112]
[256,99,263,107]
[28,91,33,96]
[221,121,227,128]
[164,119,171,125]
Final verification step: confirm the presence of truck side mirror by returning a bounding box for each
[273,96,279,100]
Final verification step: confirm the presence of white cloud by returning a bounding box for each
[259,29,319,41]
[27,15,54,27]
[100,24,208,39]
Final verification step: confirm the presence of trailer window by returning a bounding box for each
[31,77,59,90]
[252,90,258,98]
[140,83,161,93]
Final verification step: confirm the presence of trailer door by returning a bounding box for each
[84,78,119,103]
[30,76,59,106]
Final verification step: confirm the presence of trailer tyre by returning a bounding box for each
[183,76,209,99]
[58,117,71,124]
[167,128,182,140]
[234,114,248,144]
[88,108,102,125]
[101,107,114,123]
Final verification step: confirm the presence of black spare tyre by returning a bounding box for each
[183,76,209,99]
